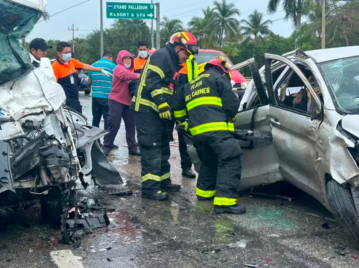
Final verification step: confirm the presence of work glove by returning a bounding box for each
[158,102,172,120]
[177,120,189,132]
[101,69,113,77]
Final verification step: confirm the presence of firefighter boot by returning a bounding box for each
[214,204,246,215]
[197,196,214,201]
[161,179,181,192]
[142,191,168,201]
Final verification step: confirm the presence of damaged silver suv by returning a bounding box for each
[187,47,359,244]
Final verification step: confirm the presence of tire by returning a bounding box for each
[84,89,91,95]
[326,180,359,245]
[40,188,64,225]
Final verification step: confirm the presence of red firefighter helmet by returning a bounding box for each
[205,56,232,78]
[169,32,199,55]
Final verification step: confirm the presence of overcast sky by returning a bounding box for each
[26,0,294,42]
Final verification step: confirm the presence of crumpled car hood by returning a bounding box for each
[342,114,359,138]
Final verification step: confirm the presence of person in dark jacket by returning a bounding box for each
[131,32,199,201]
[172,57,246,215]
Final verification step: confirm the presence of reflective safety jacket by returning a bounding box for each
[178,55,199,85]
[171,68,240,139]
[131,44,181,114]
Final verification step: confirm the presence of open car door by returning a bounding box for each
[231,59,283,190]
[264,53,323,197]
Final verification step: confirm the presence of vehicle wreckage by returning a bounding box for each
[0,0,129,243]
[186,48,359,245]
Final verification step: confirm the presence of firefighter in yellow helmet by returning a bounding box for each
[131,32,199,201]
[171,57,246,214]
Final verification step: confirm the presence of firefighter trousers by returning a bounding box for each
[134,111,173,194]
[195,132,242,206]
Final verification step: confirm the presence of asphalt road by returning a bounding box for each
[0,93,359,268]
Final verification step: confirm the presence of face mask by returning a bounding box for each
[62,53,71,62]
[139,51,148,58]
[125,64,131,69]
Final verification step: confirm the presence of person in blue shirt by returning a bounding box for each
[88,51,116,130]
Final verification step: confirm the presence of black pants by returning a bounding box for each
[92,97,109,130]
[66,97,82,114]
[135,112,172,194]
[195,132,242,206]
[103,100,137,153]
[168,120,192,170]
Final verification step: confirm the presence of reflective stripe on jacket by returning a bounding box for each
[131,44,181,114]
[171,68,239,138]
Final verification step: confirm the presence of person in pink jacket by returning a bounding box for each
[103,50,141,156]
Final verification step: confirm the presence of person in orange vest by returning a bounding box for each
[129,41,150,96]
[134,41,150,73]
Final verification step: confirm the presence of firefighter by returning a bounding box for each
[131,32,199,201]
[172,57,246,214]
[168,54,199,179]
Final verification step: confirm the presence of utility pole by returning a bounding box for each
[155,2,160,49]
[151,0,154,49]
[100,0,104,57]
[69,24,78,55]
[321,0,326,49]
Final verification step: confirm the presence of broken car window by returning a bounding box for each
[319,57,359,114]
[0,0,42,85]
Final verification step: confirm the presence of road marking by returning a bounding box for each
[50,250,84,268]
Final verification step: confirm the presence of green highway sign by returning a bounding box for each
[106,2,155,19]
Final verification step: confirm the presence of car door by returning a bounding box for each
[233,59,283,190]
[264,53,323,197]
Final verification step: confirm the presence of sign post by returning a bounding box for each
[106,2,155,20]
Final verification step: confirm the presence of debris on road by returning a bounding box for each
[243,264,259,268]
[100,185,133,196]
[334,244,347,256]
[304,212,337,222]
[322,223,330,229]
[229,240,249,249]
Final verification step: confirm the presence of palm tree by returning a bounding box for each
[188,8,218,48]
[267,0,308,32]
[211,0,241,49]
[188,17,206,41]
[241,10,272,56]
[160,16,184,46]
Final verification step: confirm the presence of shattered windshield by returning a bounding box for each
[0,0,43,85]
[319,56,359,114]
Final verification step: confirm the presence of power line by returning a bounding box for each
[37,0,90,23]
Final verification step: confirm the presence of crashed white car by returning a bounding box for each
[0,0,123,231]
[187,47,359,244]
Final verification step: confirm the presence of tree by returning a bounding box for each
[160,16,184,46]
[241,10,272,56]
[267,0,308,32]
[187,7,218,48]
[211,0,241,49]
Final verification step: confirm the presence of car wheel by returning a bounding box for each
[326,179,359,245]
[84,89,91,95]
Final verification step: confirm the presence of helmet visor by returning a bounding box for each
[188,45,199,55]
